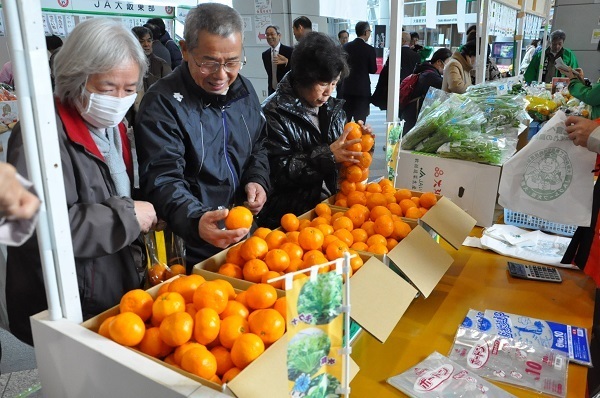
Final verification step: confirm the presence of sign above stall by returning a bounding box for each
[40,0,176,18]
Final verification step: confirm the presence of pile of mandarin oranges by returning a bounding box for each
[98,275,286,385]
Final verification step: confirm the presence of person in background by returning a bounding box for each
[342,21,376,123]
[520,39,540,74]
[400,31,420,83]
[259,32,369,228]
[135,3,270,268]
[410,32,423,53]
[0,62,13,87]
[0,162,40,246]
[402,48,453,134]
[144,23,171,67]
[147,17,183,70]
[442,40,476,94]
[292,16,312,42]
[561,63,600,120]
[486,44,501,81]
[6,18,158,345]
[524,30,578,84]
[338,30,349,46]
[46,35,63,89]
[127,26,172,125]
[262,25,293,96]
[0,161,40,364]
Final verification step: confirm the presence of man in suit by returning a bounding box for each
[292,16,312,42]
[401,31,421,83]
[262,25,293,95]
[342,21,377,123]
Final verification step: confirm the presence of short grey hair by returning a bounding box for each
[184,3,244,52]
[53,18,148,105]
[550,30,566,42]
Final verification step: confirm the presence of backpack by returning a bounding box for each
[399,73,420,108]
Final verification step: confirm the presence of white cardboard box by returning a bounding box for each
[395,150,502,227]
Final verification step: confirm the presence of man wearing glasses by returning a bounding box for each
[340,21,376,124]
[135,3,270,268]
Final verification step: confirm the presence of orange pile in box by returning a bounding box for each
[98,276,286,385]
[335,179,438,219]
[218,202,367,284]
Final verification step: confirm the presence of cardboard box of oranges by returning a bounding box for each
[80,272,327,397]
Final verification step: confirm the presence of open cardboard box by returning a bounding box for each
[395,150,501,227]
[73,273,360,398]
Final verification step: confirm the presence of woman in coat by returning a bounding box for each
[442,40,476,94]
[6,18,158,345]
[258,32,371,228]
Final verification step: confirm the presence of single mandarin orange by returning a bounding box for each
[264,230,287,250]
[152,292,186,324]
[314,202,332,217]
[97,315,115,339]
[230,333,265,370]
[225,244,245,266]
[219,315,249,349]
[160,311,194,347]
[242,259,269,283]
[119,289,154,322]
[252,227,272,240]
[361,134,374,152]
[218,262,243,279]
[245,283,278,310]
[224,206,253,230]
[193,281,229,314]
[240,236,269,261]
[297,227,324,251]
[194,308,221,345]
[248,308,285,344]
[108,312,145,347]
[181,347,217,380]
[419,192,438,209]
[280,213,300,232]
[222,367,242,383]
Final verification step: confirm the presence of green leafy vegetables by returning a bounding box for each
[287,329,332,381]
[297,272,342,325]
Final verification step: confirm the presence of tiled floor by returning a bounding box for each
[0,329,40,398]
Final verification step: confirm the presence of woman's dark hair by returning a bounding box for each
[531,39,540,47]
[291,32,349,88]
[430,48,452,64]
[144,23,161,41]
[147,18,166,35]
[461,40,477,57]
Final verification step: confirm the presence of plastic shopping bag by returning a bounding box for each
[498,111,596,226]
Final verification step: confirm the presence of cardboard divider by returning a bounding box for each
[420,197,477,250]
[350,257,418,343]
[386,225,454,298]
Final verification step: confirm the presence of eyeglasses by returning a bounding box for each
[190,55,246,74]
[366,29,372,32]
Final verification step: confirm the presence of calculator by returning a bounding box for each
[507,262,562,283]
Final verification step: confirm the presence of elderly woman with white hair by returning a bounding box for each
[6,18,158,345]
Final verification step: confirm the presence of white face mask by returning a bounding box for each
[76,88,137,128]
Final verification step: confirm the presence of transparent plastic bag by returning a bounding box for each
[436,134,517,166]
[401,96,482,151]
[144,231,187,287]
[416,87,450,124]
[387,351,516,397]
[449,327,568,398]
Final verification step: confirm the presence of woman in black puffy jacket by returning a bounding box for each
[258,32,371,228]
